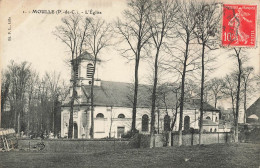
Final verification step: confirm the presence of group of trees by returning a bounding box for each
[1,61,69,137]
[116,0,222,146]
[116,0,259,145]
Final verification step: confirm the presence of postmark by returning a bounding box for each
[222,4,257,47]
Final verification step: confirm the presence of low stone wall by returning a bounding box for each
[172,132,232,146]
[18,139,131,152]
[139,134,165,148]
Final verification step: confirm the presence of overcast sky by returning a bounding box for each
[1,0,259,106]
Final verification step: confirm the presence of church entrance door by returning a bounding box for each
[117,127,125,138]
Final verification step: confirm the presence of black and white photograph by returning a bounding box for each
[0,0,259,167]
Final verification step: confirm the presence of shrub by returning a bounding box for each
[121,130,139,139]
[128,133,141,148]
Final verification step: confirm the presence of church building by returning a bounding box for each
[61,52,220,139]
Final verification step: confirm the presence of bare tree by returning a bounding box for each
[222,74,237,119]
[194,1,221,144]
[54,15,91,138]
[5,61,32,135]
[170,0,199,146]
[1,71,10,127]
[45,71,62,135]
[157,82,181,131]
[147,0,178,147]
[116,0,152,134]
[84,18,112,138]
[185,79,200,99]
[233,48,243,142]
[26,70,39,136]
[207,78,224,108]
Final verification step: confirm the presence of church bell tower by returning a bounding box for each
[71,51,101,87]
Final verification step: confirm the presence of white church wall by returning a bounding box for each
[203,125,218,132]
[61,109,70,138]
[61,105,220,139]
[171,110,200,131]
[61,107,87,138]
[183,110,199,130]
[93,106,109,138]
[109,107,132,138]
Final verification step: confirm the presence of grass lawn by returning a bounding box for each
[0,143,259,168]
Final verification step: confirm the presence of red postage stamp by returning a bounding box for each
[222,4,257,47]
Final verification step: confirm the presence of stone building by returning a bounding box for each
[61,52,220,139]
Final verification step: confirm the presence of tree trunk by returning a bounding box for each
[89,52,99,139]
[214,96,217,108]
[131,52,140,133]
[14,105,17,132]
[171,91,179,131]
[150,50,159,147]
[68,61,77,139]
[18,112,20,136]
[178,35,190,146]
[235,49,242,142]
[109,106,113,138]
[243,84,247,123]
[90,59,97,139]
[27,99,31,136]
[199,43,205,145]
[157,109,160,134]
[51,101,54,134]
[90,81,94,138]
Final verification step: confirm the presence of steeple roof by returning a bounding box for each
[73,51,101,62]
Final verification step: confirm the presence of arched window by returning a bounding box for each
[142,114,149,132]
[215,117,218,122]
[118,114,125,118]
[206,116,211,120]
[210,128,212,132]
[214,128,217,132]
[87,63,94,78]
[96,113,104,118]
[164,115,171,131]
[73,123,78,139]
[184,116,190,130]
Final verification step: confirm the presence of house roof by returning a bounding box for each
[247,97,260,118]
[63,80,219,112]
[184,99,220,111]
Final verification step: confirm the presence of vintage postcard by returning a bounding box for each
[0,0,259,167]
